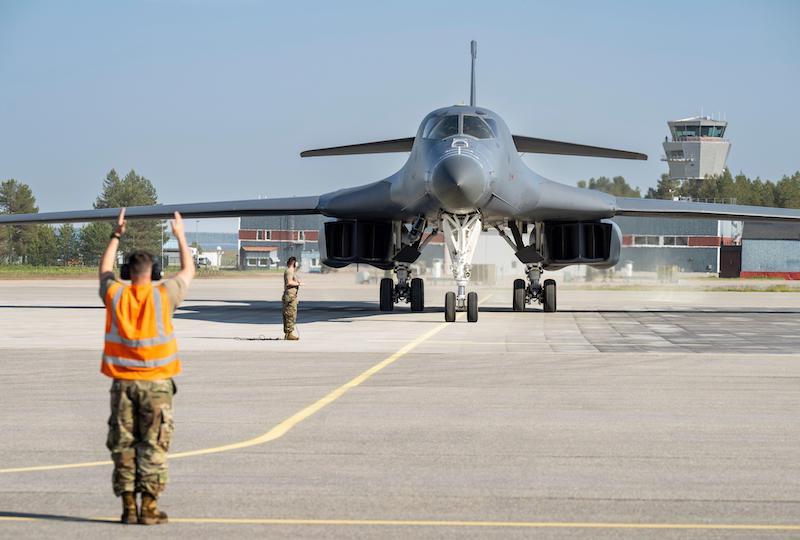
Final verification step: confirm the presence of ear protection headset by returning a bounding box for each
[120,256,162,281]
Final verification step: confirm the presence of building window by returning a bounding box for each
[246,258,258,266]
[662,236,690,246]
[634,235,660,246]
[701,126,724,138]
[298,230,305,241]
[257,258,269,267]
[265,230,271,240]
[257,230,264,240]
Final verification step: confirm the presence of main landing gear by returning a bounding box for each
[512,263,557,313]
[379,263,425,312]
[442,213,482,323]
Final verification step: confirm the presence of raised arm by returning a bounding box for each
[99,208,126,280]
[170,212,196,286]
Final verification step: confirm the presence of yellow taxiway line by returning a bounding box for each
[0,516,798,531]
[1,299,491,474]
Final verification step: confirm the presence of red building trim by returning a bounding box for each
[740,271,800,280]
[687,236,721,247]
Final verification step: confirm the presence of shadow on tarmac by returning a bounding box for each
[0,511,115,524]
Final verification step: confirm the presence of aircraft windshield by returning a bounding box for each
[462,115,495,139]
[425,115,460,139]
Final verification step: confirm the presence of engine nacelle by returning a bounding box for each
[319,220,396,270]
[542,219,621,271]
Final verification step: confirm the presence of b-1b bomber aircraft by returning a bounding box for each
[3,42,800,322]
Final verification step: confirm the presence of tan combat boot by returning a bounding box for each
[140,492,168,525]
[120,492,138,524]
[285,331,299,341]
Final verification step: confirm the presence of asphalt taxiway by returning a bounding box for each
[0,275,798,539]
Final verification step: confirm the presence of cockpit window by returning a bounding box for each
[424,115,460,139]
[462,115,495,139]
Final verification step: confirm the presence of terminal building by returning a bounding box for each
[238,215,321,271]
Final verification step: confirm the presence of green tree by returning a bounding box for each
[775,171,800,209]
[0,179,39,261]
[577,176,641,197]
[645,173,682,199]
[79,169,165,264]
[56,223,81,264]
[26,225,59,265]
[95,169,164,254]
[79,221,113,266]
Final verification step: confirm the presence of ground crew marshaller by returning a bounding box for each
[282,256,301,340]
[99,208,195,525]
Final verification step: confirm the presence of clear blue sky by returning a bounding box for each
[2,0,798,232]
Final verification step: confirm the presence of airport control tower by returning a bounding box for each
[662,116,731,180]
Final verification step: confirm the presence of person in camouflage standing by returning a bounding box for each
[99,208,195,525]
[282,256,301,340]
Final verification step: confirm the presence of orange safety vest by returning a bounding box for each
[101,281,181,380]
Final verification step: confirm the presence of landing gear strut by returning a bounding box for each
[379,263,425,312]
[512,263,557,313]
[442,213,482,322]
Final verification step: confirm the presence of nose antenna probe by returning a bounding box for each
[470,40,477,107]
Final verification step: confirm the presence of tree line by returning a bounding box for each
[578,169,800,208]
[0,170,164,266]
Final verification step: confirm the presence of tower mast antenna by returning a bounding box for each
[470,40,477,107]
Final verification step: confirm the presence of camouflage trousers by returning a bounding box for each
[282,288,298,334]
[106,379,175,498]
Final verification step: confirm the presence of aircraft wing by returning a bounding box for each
[614,197,800,222]
[300,137,415,157]
[513,136,647,160]
[0,196,321,225]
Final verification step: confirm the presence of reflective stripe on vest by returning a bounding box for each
[101,282,181,380]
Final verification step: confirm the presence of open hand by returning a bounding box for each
[171,211,185,238]
[115,208,127,236]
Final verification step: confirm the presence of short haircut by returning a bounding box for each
[286,256,297,268]
[127,251,154,278]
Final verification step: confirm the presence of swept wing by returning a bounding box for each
[614,197,800,223]
[0,196,321,225]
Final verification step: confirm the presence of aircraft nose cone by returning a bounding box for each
[431,154,487,211]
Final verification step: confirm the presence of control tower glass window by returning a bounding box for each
[674,125,700,138]
[424,115,460,139]
[701,126,725,138]
[462,115,495,139]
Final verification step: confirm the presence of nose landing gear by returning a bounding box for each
[442,213,482,323]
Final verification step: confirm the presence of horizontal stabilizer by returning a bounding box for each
[301,137,415,158]
[615,197,800,222]
[0,196,321,225]
[513,135,647,160]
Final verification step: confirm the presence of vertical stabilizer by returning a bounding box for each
[470,40,477,107]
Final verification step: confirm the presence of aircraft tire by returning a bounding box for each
[467,291,479,322]
[543,279,557,312]
[444,292,456,322]
[512,279,526,312]
[410,278,424,312]
[379,278,394,312]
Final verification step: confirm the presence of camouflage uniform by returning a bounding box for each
[282,268,299,335]
[106,378,175,498]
